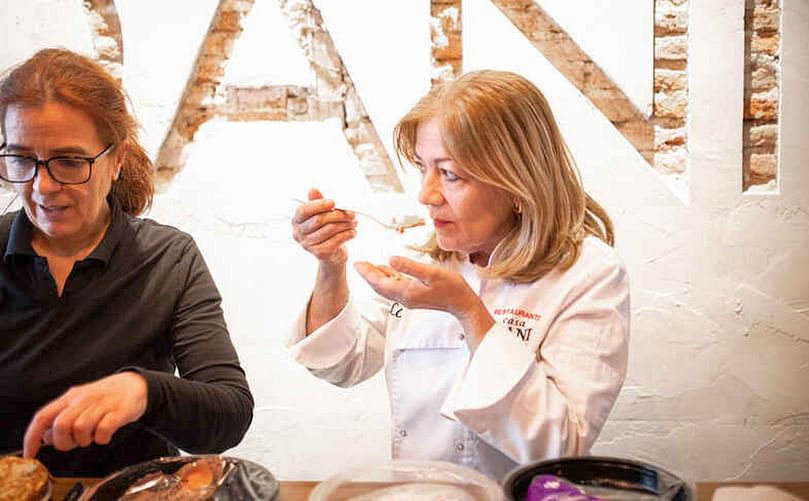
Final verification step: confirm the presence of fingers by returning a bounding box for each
[389,256,431,285]
[307,187,324,201]
[50,402,85,451]
[72,406,107,447]
[94,412,123,445]
[23,398,68,458]
[22,373,147,457]
[292,193,357,264]
[354,262,410,303]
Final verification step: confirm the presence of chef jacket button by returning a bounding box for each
[458,333,465,341]
[455,441,464,452]
[400,429,407,437]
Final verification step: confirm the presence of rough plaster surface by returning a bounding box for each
[0,0,807,484]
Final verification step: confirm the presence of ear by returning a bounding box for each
[112,141,126,181]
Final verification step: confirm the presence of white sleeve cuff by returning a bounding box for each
[440,325,535,430]
[284,299,363,370]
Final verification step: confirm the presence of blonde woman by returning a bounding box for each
[288,70,629,480]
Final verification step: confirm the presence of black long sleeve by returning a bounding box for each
[0,200,253,476]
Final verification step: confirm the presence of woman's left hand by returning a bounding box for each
[354,256,495,349]
[23,371,148,458]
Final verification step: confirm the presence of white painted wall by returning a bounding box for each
[1,0,807,485]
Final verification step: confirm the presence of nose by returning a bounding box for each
[417,167,444,207]
[31,163,62,195]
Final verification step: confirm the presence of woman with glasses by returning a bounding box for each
[0,48,253,476]
[288,70,630,480]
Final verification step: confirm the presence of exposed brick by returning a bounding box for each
[655,127,687,151]
[655,59,688,72]
[655,8,688,36]
[185,82,218,105]
[654,148,688,175]
[589,89,643,123]
[752,6,780,32]
[654,91,687,119]
[744,123,778,148]
[196,57,225,81]
[654,69,687,92]
[214,10,243,32]
[746,54,778,90]
[225,0,255,13]
[201,31,236,56]
[432,33,462,60]
[745,96,778,120]
[748,153,777,177]
[655,35,688,61]
[750,65,777,91]
[226,86,287,109]
[751,31,780,56]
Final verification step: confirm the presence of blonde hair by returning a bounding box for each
[0,48,153,215]
[394,70,613,283]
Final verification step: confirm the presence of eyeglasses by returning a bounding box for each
[0,143,113,185]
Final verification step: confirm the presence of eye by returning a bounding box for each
[51,157,86,169]
[439,168,459,182]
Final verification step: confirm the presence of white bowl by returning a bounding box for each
[309,459,504,500]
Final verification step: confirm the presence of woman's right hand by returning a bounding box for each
[291,187,357,266]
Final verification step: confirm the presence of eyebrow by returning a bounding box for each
[413,155,453,166]
[4,144,91,156]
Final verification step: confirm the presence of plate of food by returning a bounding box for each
[79,455,278,501]
[0,455,51,501]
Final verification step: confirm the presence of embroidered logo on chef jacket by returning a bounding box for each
[389,301,404,318]
[494,307,541,342]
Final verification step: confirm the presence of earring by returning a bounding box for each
[514,202,523,215]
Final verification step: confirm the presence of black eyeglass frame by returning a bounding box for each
[0,142,114,185]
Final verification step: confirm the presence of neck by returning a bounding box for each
[469,251,491,267]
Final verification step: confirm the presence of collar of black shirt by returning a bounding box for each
[2,194,127,266]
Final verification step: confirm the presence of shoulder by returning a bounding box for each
[576,236,626,275]
[0,212,13,240]
[127,216,195,246]
[519,237,627,296]
[120,215,202,264]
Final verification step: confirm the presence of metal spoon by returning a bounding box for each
[291,198,425,233]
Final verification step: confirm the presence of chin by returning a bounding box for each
[33,221,77,241]
[435,236,462,254]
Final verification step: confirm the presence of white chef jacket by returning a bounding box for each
[285,236,629,481]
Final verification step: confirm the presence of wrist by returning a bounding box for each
[454,295,495,352]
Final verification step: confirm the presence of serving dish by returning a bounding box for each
[309,459,504,500]
[502,456,691,501]
[79,455,278,500]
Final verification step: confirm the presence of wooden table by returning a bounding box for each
[53,477,809,500]
[52,477,319,500]
[694,482,809,500]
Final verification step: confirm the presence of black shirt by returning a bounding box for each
[0,198,253,476]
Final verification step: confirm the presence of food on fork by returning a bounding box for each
[0,455,50,501]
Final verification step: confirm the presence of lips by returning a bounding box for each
[37,203,70,216]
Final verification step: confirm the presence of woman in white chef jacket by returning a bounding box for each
[287,69,630,481]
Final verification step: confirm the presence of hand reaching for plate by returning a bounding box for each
[23,371,148,458]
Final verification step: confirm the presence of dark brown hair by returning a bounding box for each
[0,48,153,215]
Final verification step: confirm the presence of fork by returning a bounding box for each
[291,198,425,233]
